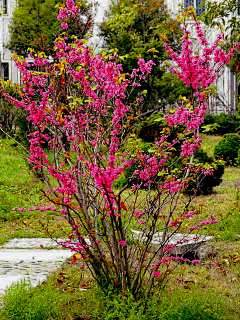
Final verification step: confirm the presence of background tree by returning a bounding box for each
[201,0,240,74]
[100,0,191,115]
[8,0,95,57]
[0,81,20,133]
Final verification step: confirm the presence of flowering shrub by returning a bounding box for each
[1,1,239,298]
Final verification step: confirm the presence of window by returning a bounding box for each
[1,63,9,81]
[3,0,7,14]
[184,0,205,15]
[185,0,194,7]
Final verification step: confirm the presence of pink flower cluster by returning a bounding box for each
[119,240,127,246]
[163,22,239,138]
[153,256,201,276]
[170,210,199,227]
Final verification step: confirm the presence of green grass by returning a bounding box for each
[0,139,44,220]
[201,134,223,158]
[0,254,239,319]
[0,138,73,243]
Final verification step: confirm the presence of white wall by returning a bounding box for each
[0,0,21,83]
[89,0,110,50]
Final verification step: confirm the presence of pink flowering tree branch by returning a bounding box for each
[1,1,239,298]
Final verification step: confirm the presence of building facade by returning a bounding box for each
[0,0,110,82]
[0,0,238,114]
[0,0,21,83]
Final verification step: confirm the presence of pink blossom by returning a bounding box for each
[133,210,142,218]
[61,22,68,29]
[192,260,200,264]
[119,240,127,246]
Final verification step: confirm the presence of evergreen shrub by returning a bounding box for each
[201,113,240,135]
[135,114,225,194]
[136,112,167,142]
[235,148,240,167]
[214,133,240,165]
[186,149,224,195]
[0,82,20,134]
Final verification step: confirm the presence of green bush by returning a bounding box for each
[136,112,167,143]
[186,149,224,195]
[116,114,225,194]
[14,109,35,147]
[0,82,20,134]
[138,112,240,142]
[214,133,240,165]
[200,113,240,135]
[236,148,240,167]
[113,140,153,189]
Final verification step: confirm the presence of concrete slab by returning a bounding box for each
[0,249,73,261]
[0,245,74,296]
[2,237,91,249]
[2,238,68,249]
[0,274,51,295]
[131,229,214,258]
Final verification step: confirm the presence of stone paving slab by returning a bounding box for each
[0,249,73,261]
[0,240,74,296]
[131,230,214,257]
[2,237,91,249]
[132,229,214,244]
[0,275,47,295]
[2,238,68,249]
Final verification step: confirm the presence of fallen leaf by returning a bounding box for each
[57,278,63,284]
[72,253,82,264]
[120,201,127,211]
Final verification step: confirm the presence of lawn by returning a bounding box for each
[201,134,223,158]
[0,135,239,319]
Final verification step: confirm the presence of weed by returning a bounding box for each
[0,279,61,320]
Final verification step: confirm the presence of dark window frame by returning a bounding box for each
[184,0,205,16]
[3,0,7,14]
[1,63,9,81]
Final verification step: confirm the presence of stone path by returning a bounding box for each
[0,238,73,296]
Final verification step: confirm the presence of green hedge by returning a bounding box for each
[200,113,240,135]
[186,149,224,195]
[214,134,240,165]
